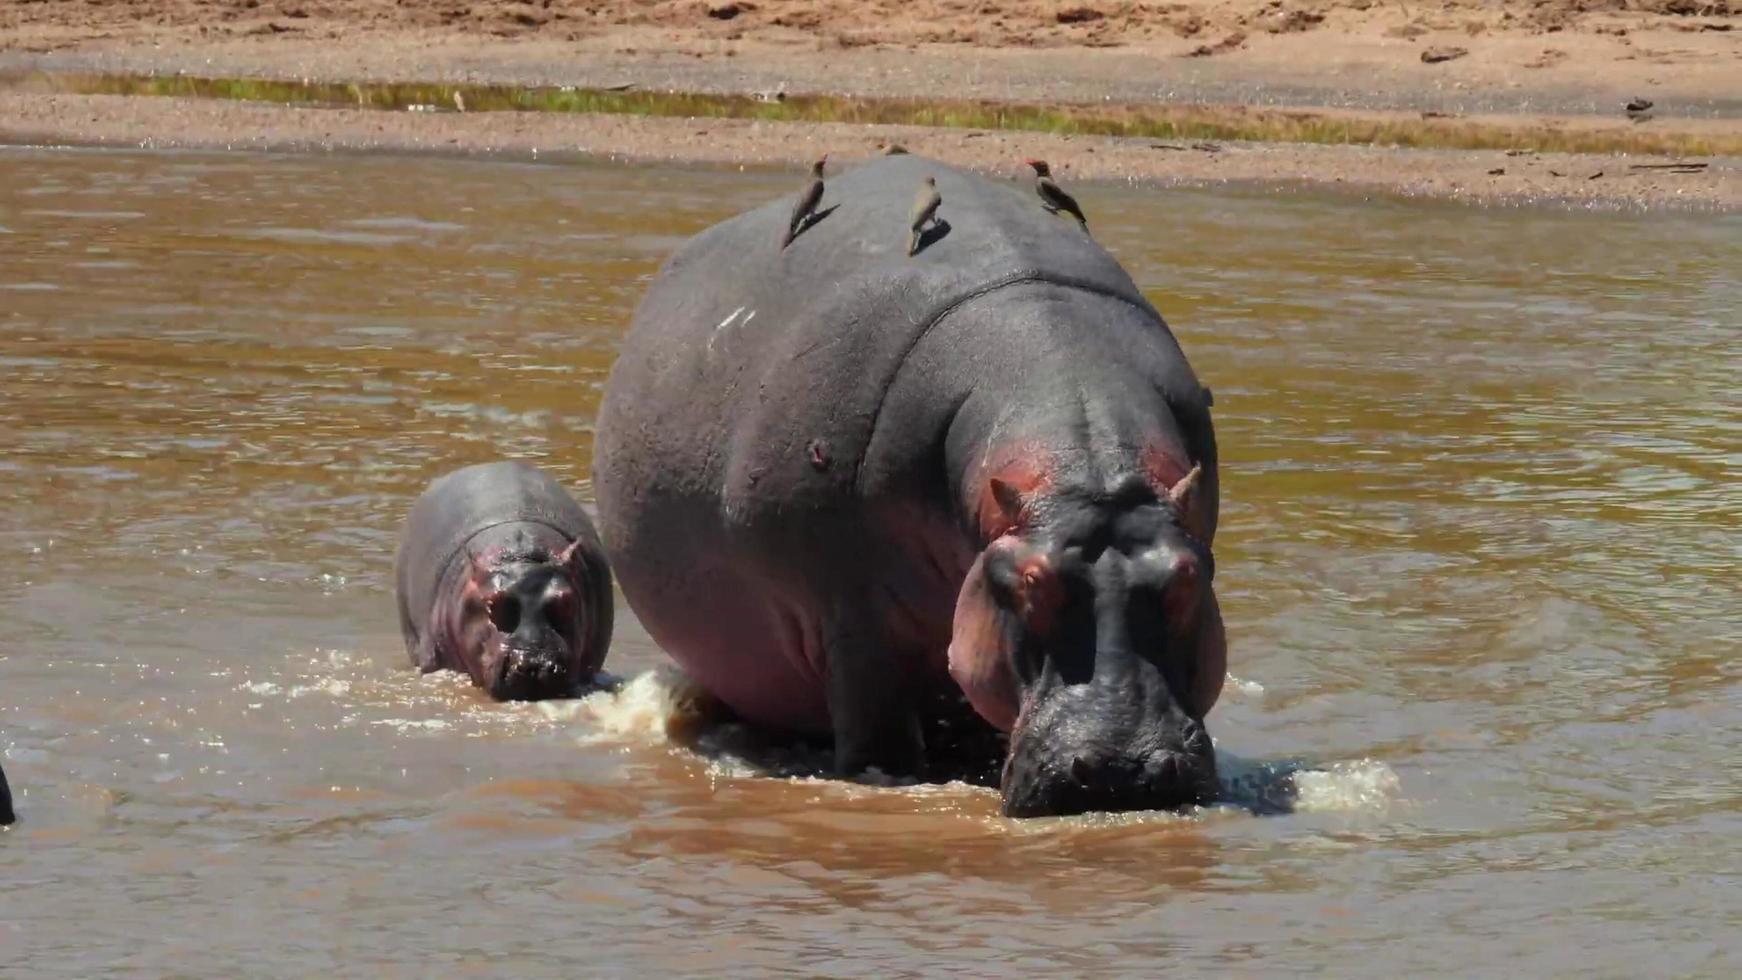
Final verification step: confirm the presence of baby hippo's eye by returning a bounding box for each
[543,585,577,635]
[485,590,521,633]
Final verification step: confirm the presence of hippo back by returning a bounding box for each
[599,155,1170,522]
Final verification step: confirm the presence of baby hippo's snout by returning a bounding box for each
[494,646,573,701]
[489,593,580,701]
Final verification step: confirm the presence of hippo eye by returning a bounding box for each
[983,549,1022,608]
[485,591,521,633]
[1016,562,1063,634]
[544,587,577,636]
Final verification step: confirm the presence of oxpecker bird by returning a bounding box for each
[781,155,828,249]
[908,176,942,257]
[1024,158,1087,227]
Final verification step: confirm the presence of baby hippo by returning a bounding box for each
[395,461,614,700]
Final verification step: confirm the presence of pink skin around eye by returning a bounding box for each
[1016,556,1061,635]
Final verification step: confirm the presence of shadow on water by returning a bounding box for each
[1215,752,1311,817]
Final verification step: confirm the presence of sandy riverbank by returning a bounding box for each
[1,1,1736,207]
[6,91,1734,209]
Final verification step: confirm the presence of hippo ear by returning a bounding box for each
[1167,464,1209,540]
[464,549,492,585]
[555,537,583,567]
[949,551,1022,732]
[1166,463,1201,509]
[989,477,1025,527]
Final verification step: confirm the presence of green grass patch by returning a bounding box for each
[8,70,1735,158]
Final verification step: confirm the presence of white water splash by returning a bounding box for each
[1290,759,1402,813]
[1224,673,1266,698]
[288,678,352,699]
[559,668,716,746]
[368,718,453,733]
[543,667,1401,818]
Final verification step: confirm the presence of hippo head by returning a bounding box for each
[948,464,1225,817]
[456,539,609,701]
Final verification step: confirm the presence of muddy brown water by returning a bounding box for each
[1,147,1737,975]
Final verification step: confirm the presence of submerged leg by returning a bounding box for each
[824,616,925,779]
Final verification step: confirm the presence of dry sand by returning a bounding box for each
[6,91,1732,209]
[1,1,1737,207]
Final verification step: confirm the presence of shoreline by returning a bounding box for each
[1,1,1737,209]
[4,90,1734,211]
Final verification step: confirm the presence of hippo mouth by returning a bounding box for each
[489,644,576,701]
[1001,739,1218,818]
[999,686,1218,818]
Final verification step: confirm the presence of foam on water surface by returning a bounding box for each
[562,667,1403,820]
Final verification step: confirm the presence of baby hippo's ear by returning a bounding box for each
[556,537,584,568]
[464,549,493,586]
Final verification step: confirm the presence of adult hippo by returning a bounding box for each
[395,461,614,701]
[596,155,1225,816]
[1,761,13,825]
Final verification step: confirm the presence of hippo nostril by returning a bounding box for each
[1148,754,1181,787]
[1182,720,1211,754]
[508,653,560,679]
[1070,756,1094,787]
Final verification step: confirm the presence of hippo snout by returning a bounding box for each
[491,647,574,701]
[1004,743,1217,818]
[1002,701,1218,818]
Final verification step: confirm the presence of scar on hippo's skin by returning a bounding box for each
[708,306,753,353]
[806,438,830,470]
